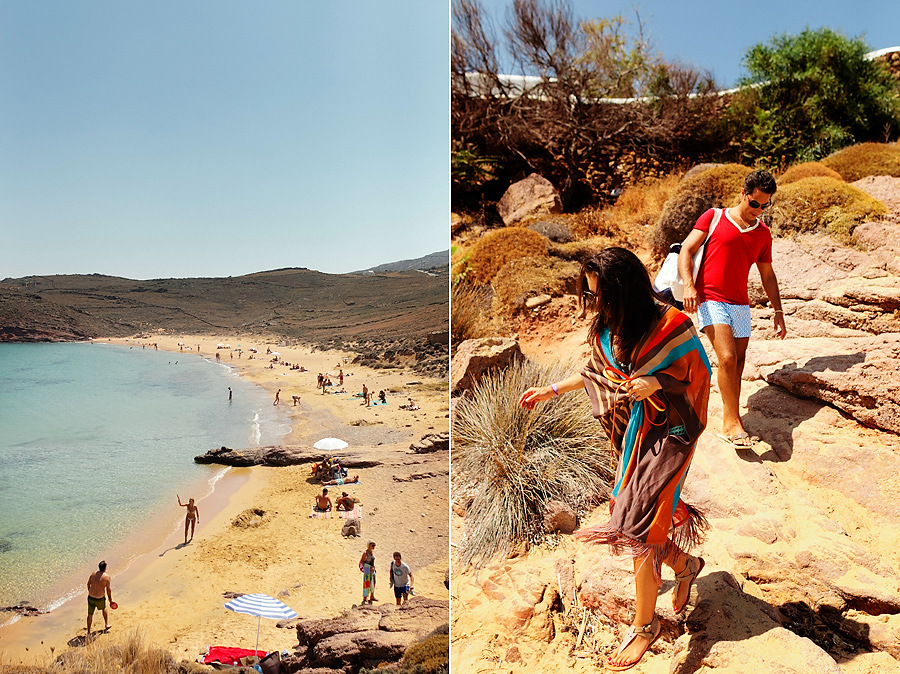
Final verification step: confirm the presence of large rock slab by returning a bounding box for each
[451,337,523,394]
[746,334,900,434]
[194,446,381,468]
[497,173,562,226]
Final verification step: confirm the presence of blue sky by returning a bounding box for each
[471,0,899,89]
[1,2,448,279]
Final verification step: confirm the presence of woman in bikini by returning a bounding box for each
[519,248,711,671]
[177,495,199,544]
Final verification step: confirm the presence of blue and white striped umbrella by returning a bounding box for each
[224,593,298,662]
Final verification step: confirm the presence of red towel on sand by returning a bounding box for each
[204,646,266,665]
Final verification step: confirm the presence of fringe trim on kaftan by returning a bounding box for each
[573,305,712,583]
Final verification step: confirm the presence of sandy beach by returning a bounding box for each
[0,333,449,668]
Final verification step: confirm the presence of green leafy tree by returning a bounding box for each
[737,27,900,165]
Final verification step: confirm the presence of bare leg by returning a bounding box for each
[608,553,658,668]
[102,606,110,630]
[87,612,92,636]
[703,325,751,444]
[184,519,189,544]
[664,544,697,611]
[189,519,196,541]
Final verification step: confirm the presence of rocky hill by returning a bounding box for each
[0,262,448,346]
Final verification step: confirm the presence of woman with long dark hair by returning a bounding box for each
[519,247,711,671]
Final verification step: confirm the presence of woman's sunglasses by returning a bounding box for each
[747,196,772,210]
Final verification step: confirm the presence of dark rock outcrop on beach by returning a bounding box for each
[281,597,449,673]
[346,335,448,379]
[409,431,449,454]
[193,446,381,468]
[0,602,48,617]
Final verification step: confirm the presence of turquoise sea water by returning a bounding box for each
[0,342,290,615]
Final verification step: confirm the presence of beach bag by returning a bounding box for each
[654,208,723,302]
[342,517,361,537]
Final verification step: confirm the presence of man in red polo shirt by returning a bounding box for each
[679,169,787,448]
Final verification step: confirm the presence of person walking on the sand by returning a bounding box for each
[360,541,378,604]
[389,552,414,605]
[86,560,113,637]
[177,495,200,544]
[274,388,281,405]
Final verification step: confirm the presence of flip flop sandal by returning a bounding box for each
[673,556,705,614]
[606,616,661,671]
[716,432,755,449]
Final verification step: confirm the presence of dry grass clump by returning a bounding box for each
[451,281,493,346]
[453,355,613,569]
[566,175,682,248]
[779,161,843,185]
[650,164,752,258]
[766,176,887,243]
[548,235,616,262]
[466,227,549,285]
[491,256,581,315]
[821,142,900,182]
[5,627,182,674]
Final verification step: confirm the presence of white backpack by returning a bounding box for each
[654,208,724,302]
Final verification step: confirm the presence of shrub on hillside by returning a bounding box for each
[400,625,450,674]
[767,176,887,242]
[650,164,752,258]
[451,281,493,346]
[821,143,900,182]
[466,227,549,284]
[491,256,581,315]
[43,628,178,674]
[779,162,843,185]
[548,235,615,262]
[453,355,613,569]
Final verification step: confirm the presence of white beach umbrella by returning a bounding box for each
[224,593,298,663]
[313,437,349,451]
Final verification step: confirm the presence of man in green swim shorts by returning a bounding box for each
[87,560,113,637]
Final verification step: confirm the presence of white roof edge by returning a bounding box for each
[866,46,900,60]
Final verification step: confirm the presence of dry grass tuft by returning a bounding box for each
[548,235,617,262]
[467,227,549,285]
[767,176,887,243]
[452,355,613,569]
[0,627,182,674]
[821,142,900,182]
[779,161,843,185]
[491,256,581,315]
[649,164,752,258]
[451,281,493,346]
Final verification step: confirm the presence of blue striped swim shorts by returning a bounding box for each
[696,300,752,339]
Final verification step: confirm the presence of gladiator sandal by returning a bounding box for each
[673,555,705,614]
[606,615,661,671]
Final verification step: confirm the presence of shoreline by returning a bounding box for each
[0,332,449,666]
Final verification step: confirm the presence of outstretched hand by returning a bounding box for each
[518,386,555,410]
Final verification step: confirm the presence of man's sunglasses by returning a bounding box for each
[747,196,772,210]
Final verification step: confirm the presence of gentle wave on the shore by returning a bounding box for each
[0,342,290,616]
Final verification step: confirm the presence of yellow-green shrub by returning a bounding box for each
[779,161,843,184]
[649,164,753,258]
[561,175,682,247]
[491,256,581,315]
[467,227,548,284]
[821,142,900,181]
[400,626,449,674]
[766,176,887,242]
